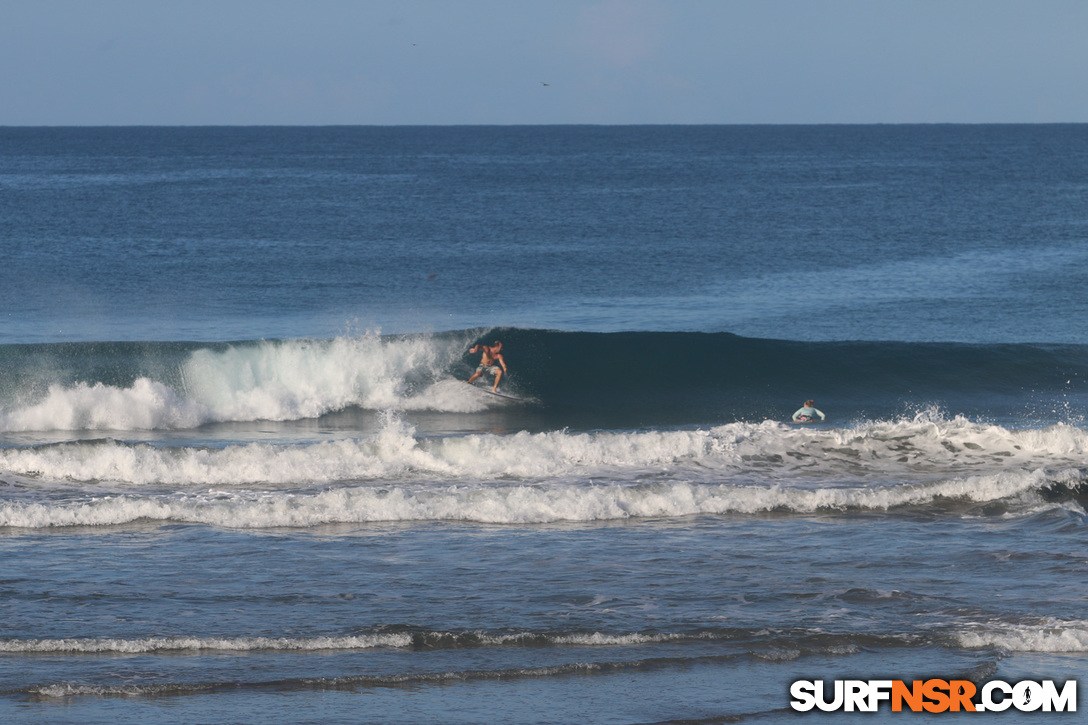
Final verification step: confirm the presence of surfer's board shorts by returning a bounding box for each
[477,364,502,375]
[795,415,815,422]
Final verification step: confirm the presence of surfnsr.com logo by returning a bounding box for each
[790,679,1077,713]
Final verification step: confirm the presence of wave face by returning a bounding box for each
[0,329,1085,434]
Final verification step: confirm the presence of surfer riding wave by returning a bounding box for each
[467,341,507,392]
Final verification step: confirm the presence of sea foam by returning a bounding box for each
[0,335,486,433]
[956,622,1088,653]
[2,416,1085,528]
[2,415,1086,487]
[0,467,1073,529]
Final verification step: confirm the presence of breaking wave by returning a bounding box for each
[1,329,1086,432]
[2,415,1087,528]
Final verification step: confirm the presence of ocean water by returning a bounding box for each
[1,125,1086,723]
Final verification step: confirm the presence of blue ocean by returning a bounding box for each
[1,125,1086,723]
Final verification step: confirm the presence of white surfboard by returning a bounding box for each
[463,380,530,404]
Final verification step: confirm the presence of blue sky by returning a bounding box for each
[3,0,1086,125]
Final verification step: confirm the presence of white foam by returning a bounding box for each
[955,622,1088,653]
[180,335,478,420]
[0,634,411,654]
[0,334,487,432]
[0,630,709,655]
[1,416,1084,527]
[3,416,1086,486]
[1,379,207,432]
[0,469,1067,529]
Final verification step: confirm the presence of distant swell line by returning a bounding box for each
[18,624,1087,700]
[24,661,666,700]
[0,628,902,656]
[0,631,687,655]
[21,654,839,700]
[19,624,1080,658]
[0,634,411,654]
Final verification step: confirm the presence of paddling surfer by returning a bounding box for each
[467,341,507,392]
[792,400,826,423]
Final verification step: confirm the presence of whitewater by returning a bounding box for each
[0,334,491,432]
